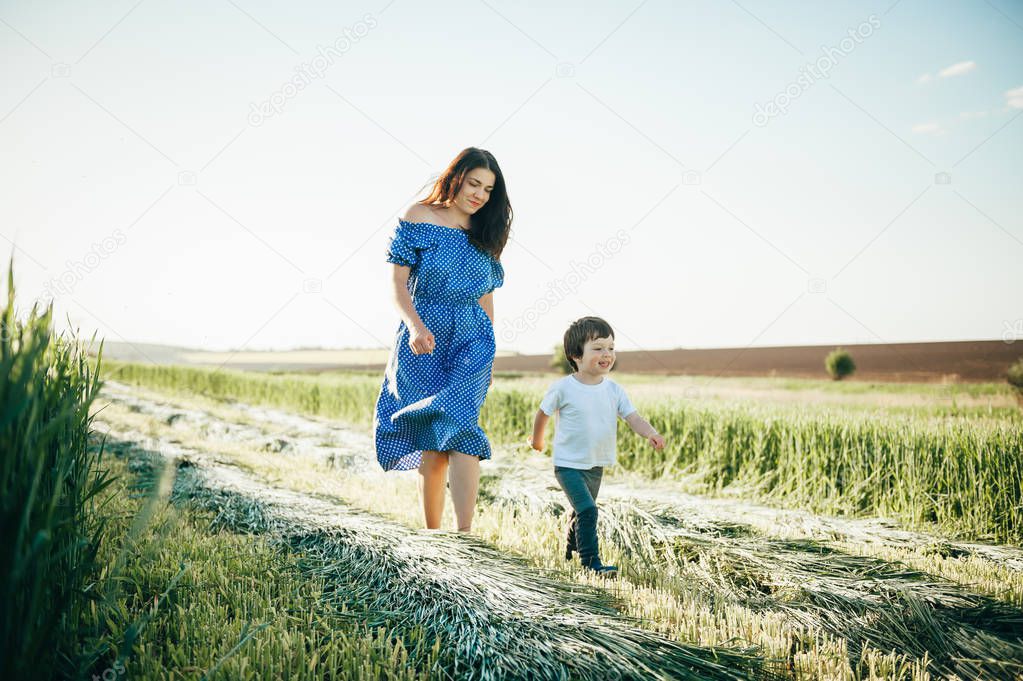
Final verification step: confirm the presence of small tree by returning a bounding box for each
[1007,357,1023,408]
[550,344,573,374]
[825,348,856,381]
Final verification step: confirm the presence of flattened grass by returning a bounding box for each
[92,392,1023,680]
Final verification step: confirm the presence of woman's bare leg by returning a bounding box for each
[447,451,480,532]
[418,450,449,529]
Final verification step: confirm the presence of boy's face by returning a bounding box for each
[573,335,615,375]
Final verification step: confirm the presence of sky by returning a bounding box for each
[1,0,1021,356]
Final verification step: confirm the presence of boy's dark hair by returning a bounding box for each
[563,316,615,371]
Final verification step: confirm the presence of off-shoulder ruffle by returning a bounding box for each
[385,219,440,268]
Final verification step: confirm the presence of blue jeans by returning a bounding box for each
[554,466,604,567]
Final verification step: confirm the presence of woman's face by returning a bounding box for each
[453,167,496,214]
[575,335,616,375]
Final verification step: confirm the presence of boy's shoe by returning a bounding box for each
[583,563,618,579]
[576,507,616,577]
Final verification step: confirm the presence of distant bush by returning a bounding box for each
[1007,357,1023,407]
[825,348,856,381]
[550,344,573,374]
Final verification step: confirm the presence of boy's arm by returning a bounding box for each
[616,384,665,450]
[528,409,549,451]
[624,411,656,438]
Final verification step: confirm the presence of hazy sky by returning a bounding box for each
[2,0,1021,355]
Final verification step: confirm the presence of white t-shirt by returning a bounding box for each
[539,374,637,469]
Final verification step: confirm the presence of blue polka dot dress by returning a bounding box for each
[374,218,505,472]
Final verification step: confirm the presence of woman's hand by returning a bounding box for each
[527,435,544,451]
[408,324,435,355]
[648,433,665,450]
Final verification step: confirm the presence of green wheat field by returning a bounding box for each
[5,266,1023,681]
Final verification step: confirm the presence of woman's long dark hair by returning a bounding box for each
[419,147,512,260]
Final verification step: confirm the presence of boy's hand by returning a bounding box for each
[648,433,665,450]
[527,435,544,451]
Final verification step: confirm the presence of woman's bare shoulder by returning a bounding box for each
[402,203,448,225]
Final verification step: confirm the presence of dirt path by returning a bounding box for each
[97,380,1023,567]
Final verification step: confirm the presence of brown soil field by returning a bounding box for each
[494,340,1022,383]
[97,339,1020,382]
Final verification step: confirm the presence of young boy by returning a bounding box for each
[527,316,665,578]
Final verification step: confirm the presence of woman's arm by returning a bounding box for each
[391,264,434,354]
[528,409,549,451]
[391,263,425,330]
[478,291,494,325]
[479,291,495,384]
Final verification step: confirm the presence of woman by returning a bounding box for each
[374,147,512,533]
